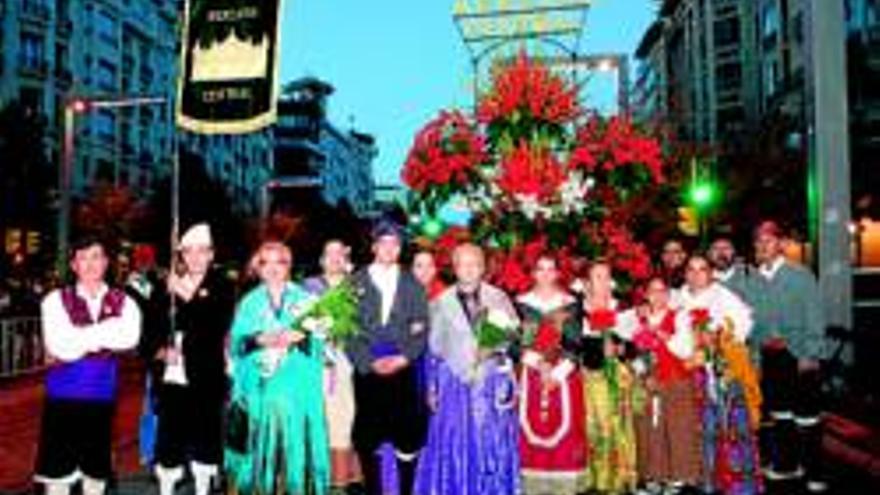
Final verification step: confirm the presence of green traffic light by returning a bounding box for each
[688,181,716,208]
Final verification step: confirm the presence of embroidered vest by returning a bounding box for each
[640,310,690,384]
[46,286,126,401]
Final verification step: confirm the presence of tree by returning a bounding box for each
[72,183,150,250]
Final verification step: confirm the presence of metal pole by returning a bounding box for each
[807,0,852,331]
[57,105,75,278]
[618,55,630,115]
[260,182,271,220]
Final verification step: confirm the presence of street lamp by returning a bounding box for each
[57,95,168,276]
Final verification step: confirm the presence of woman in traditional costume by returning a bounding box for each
[631,277,703,492]
[675,255,762,495]
[580,261,638,494]
[226,241,330,495]
[304,240,361,494]
[415,243,520,495]
[516,255,587,495]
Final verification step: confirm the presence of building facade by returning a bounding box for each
[273,77,376,217]
[0,0,271,214]
[634,0,760,146]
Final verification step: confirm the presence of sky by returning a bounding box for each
[278,1,658,185]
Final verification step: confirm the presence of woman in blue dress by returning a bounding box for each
[225,241,330,495]
[414,243,520,495]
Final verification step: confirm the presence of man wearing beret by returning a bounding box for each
[348,220,429,495]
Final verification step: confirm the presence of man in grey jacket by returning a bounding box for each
[348,220,429,495]
[749,221,828,493]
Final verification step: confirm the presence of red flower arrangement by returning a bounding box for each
[496,141,565,200]
[431,225,472,274]
[600,221,654,282]
[402,110,486,192]
[402,53,673,306]
[477,53,580,126]
[492,253,533,294]
[570,116,665,184]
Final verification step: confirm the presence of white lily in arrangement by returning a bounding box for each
[559,171,594,215]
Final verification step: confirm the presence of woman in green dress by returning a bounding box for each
[226,241,330,495]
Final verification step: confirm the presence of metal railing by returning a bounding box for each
[0,317,46,377]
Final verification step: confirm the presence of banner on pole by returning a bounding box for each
[176,0,283,134]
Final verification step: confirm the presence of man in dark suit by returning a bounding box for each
[142,224,235,495]
[348,221,429,495]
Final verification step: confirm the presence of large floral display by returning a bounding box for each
[402,54,666,293]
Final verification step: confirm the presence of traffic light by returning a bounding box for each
[687,179,718,210]
[678,207,699,236]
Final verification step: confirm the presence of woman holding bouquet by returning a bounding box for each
[415,243,520,495]
[580,261,638,494]
[304,239,362,494]
[674,255,762,495]
[631,277,702,492]
[226,241,330,495]
[515,254,587,495]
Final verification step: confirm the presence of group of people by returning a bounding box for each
[31,218,828,495]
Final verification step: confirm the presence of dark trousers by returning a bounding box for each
[353,365,427,495]
[760,346,824,483]
[155,384,224,468]
[35,399,114,481]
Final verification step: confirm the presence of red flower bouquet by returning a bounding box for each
[588,308,617,333]
[477,53,580,126]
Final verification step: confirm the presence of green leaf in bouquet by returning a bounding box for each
[475,320,509,350]
[294,281,360,344]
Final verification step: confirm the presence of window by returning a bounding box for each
[97,59,117,91]
[95,9,117,46]
[762,1,780,39]
[714,18,740,47]
[95,110,116,142]
[19,33,45,69]
[716,63,742,91]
